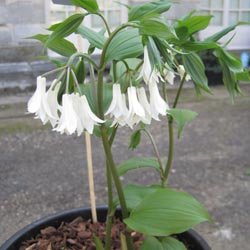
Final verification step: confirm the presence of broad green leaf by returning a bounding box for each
[161,237,187,250]
[182,52,210,93]
[47,14,84,45]
[30,34,77,57]
[79,83,112,113]
[76,25,106,49]
[128,0,171,21]
[205,22,248,42]
[140,236,163,250]
[105,29,143,61]
[236,70,250,82]
[123,185,160,211]
[71,0,99,13]
[129,129,141,150]
[175,15,212,39]
[215,48,243,73]
[117,157,161,176]
[167,109,198,138]
[141,236,187,250]
[75,58,86,84]
[93,236,104,250]
[124,188,211,236]
[147,37,162,70]
[218,59,241,100]
[182,41,219,52]
[111,58,142,87]
[139,18,176,40]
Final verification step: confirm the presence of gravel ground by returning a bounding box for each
[0,85,250,249]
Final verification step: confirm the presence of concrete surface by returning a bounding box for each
[0,84,250,249]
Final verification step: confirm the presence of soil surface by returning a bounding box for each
[0,84,250,250]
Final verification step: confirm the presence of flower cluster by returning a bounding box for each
[28,76,104,135]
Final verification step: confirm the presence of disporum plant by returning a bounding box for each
[28,0,249,249]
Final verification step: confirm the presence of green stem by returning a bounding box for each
[105,126,118,250]
[96,13,111,35]
[105,159,114,250]
[67,52,99,70]
[163,73,187,184]
[142,128,164,182]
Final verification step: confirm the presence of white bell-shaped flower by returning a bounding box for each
[111,94,129,127]
[138,46,162,85]
[126,86,145,128]
[54,94,78,135]
[149,81,169,120]
[27,76,47,122]
[137,87,151,125]
[42,80,60,127]
[163,69,175,85]
[72,94,104,135]
[105,84,128,119]
[177,65,191,81]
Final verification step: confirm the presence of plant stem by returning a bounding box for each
[100,127,134,249]
[163,73,187,185]
[142,128,164,182]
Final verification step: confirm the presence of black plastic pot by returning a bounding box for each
[1,206,211,250]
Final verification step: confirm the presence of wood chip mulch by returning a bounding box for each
[20,217,144,250]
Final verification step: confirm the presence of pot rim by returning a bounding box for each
[1,206,211,250]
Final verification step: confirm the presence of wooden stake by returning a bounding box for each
[75,7,97,223]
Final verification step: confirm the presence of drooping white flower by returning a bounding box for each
[111,94,129,127]
[42,80,61,127]
[149,81,169,120]
[105,84,128,119]
[72,93,104,135]
[137,87,151,125]
[138,46,162,85]
[27,76,47,122]
[177,65,191,81]
[54,94,78,135]
[163,69,175,85]
[126,86,145,128]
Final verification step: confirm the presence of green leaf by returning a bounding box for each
[167,109,198,138]
[161,237,187,250]
[124,188,211,236]
[139,18,176,40]
[140,236,163,250]
[76,25,106,49]
[236,70,250,82]
[128,0,171,21]
[147,37,162,70]
[30,34,77,57]
[79,83,112,113]
[129,129,141,150]
[182,52,210,93]
[215,48,243,73]
[205,22,249,42]
[117,157,161,177]
[111,58,142,87]
[175,15,212,39]
[181,41,219,52]
[93,236,104,250]
[75,58,86,84]
[105,29,143,61]
[47,14,84,45]
[71,0,99,13]
[123,185,160,211]
[141,236,187,250]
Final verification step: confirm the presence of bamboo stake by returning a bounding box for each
[75,7,97,223]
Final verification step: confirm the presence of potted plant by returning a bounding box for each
[1,0,249,249]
